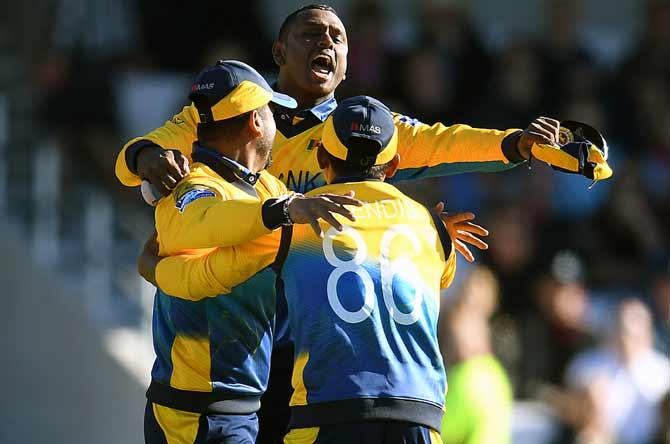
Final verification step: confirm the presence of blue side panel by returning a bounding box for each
[283,251,446,408]
[208,268,277,396]
[390,160,517,183]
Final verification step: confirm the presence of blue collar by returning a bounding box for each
[271,82,337,122]
[298,96,337,122]
[192,144,261,186]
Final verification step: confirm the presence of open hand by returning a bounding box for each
[433,202,489,262]
[288,191,364,238]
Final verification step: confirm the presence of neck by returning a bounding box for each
[204,141,266,174]
[276,72,333,112]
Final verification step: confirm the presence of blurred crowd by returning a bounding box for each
[24,0,670,443]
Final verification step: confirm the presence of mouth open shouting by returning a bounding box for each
[310,53,335,82]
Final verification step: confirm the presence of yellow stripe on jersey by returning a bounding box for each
[290,352,310,406]
[152,403,201,444]
[429,429,442,444]
[170,336,212,392]
[284,427,320,444]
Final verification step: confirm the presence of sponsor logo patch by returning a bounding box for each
[191,83,215,92]
[351,122,382,134]
[175,188,215,213]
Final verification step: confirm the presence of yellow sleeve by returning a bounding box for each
[115,104,199,187]
[155,231,281,300]
[391,113,523,181]
[155,180,274,254]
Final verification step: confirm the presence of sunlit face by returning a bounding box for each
[278,9,348,97]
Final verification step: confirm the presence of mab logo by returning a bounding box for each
[191,83,215,92]
[351,122,381,134]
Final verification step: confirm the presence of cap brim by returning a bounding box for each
[270,91,297,109]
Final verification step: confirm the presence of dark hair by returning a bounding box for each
[322,138,392,180]
[197,111,252,144]
[278,4,338,41]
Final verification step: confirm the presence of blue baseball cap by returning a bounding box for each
[188,60,297,123]
[321,96,398,167]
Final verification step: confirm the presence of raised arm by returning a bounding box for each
[115,104,199,189]
[390,114,562,182]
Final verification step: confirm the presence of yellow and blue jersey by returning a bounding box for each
[116,97,525,193]
[275,180,456,431]
[155,179,457,429]
[148,144,285,414]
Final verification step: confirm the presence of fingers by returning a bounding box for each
[455,230,489,250]
[309,219,323,239]
[535,117,560,142]
[321,193,364,207]
[320,211,344,232]
[457,221,489,237]
[454,239,474,263]
[439,212,475,224]
[528,123,557,146]
[527,116,561,146]
[163,151,186,183]
[174,151,191,175]
[151,179,172,197]
[432,202,445,214]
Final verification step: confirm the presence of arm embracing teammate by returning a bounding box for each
[116,5,605,198]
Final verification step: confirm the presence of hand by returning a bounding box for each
[137,146,190,196]
[288,191,364,238]
[517,116,561,159]
[137,231,161,286]
[433,202,489,262]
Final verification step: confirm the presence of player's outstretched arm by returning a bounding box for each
[390,114,564,181]
[115,104,198,190]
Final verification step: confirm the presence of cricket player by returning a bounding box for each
[144,60,363,444]
[140,96,490,443]
[116,5,576,198]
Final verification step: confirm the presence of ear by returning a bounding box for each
[248,109,263,137]
[272,41,286,66]
[384,154,401,179]
[316,144,329,170]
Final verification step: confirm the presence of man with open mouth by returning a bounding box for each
[115,3,582,441]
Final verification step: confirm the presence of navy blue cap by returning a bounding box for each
[322,95,398,166]
[188,60,296,123]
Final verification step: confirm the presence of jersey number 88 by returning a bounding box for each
[322,225,428,326]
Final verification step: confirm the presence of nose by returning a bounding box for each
[316,31,334,48]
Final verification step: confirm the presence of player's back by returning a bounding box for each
[276,180,455,431]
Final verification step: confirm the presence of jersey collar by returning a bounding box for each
[299,96,337,122]
[270,83,337,123]
[191,143,262,186]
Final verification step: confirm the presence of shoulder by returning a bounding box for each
[258,170,288,195]
[171,164,229,205]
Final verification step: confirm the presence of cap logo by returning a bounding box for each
[351,122,381,134]
[191,82,215,92]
